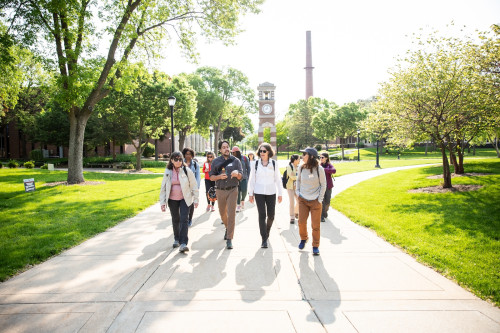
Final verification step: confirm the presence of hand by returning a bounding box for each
[161,204,166,212]
[194,203,198,208]
[277,196,282,204]
[219,173,228,180]
[249,195,254,204]
[231,170,239,178]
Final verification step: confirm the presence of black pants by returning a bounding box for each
[254,193,276,241]
[322,188,332,219]
[205,179,215,205]
[168,199,189,245]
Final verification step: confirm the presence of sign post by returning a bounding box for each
[24,178,36,192]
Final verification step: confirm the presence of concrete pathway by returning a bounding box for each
[1,165,499,332]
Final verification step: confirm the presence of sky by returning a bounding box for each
[159,0,500,124]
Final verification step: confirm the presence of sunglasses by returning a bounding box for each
[320,156,326,159]
[172,157,182,162]
[207,156,213,159]
[259,150,268,153]
[302,152,307,156]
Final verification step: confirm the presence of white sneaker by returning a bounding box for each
[241,202,245,210]
[206,205,211,212]
[211,206,215,212]
[236,205,241,212]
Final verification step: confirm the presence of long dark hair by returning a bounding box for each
[321,152,331,165]
[167,151,186,170]
[290,154,299,165]
[257,142,274,158]
[303,152,319,173]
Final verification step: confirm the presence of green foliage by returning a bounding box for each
[287,98,321,149]
[332,159,500,305]
[23,161,35,169]
[0,163,3,169]
[142,142,155,158]
[0,169,163,281]
[7,160,18,168]
[40,164,48,169]
[141,160,167,168]
[29,149,43,161]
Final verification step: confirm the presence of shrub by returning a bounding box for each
[142,143,155,157]
[122,162,134,169]
[142,160,167,168]
[30,149,44,161]
[40,164,48,169]
[23,161,35,169]
[8,160,19,168]
[315,144,322,151]
[0,163,3,168]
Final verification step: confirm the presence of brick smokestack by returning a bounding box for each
[305,31,314,100]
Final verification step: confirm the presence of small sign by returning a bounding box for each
[48,164,54,171]
[24,178,36,192]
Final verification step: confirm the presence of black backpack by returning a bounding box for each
[255,159,275,171]
[281,164,291,189]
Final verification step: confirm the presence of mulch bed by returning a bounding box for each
[408,184,483,194]
[426,172,492,179]
[43,181,105,187]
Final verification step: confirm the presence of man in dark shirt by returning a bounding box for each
[210,140,243,249]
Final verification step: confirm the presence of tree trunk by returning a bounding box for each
[112,140,117,160]
[135,141,142,171]
[425,142,428,156]
[178,132,186,151]
[495,137,500,158]
[341,138,345,159]
[440,143,452,188]
[154,139,158,161]
[67,109,90,184]
[456,139,465,174]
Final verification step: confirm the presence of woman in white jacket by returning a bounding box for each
[160,151,199,253]
[248,143,282,249]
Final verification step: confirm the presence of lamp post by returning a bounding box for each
[209,124,213,153]
[375,139,381,168]
[168,96,176,154]
[357,129,360,162]
[287,136,290,159]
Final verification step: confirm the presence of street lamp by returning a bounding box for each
[287,136,290,159]
[209,124,213,152]
[357,129,360,162]
[168,96,176,154]
[375,139,381,168]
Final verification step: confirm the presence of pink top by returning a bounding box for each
[169,168,184,200]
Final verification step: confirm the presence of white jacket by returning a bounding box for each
[159,166,199,206]
[248,159,283,196]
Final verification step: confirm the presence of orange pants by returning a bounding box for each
[298,196,322,247]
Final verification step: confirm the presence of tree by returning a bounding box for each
[169,75,198,150]
[2,0,263,183]
[287,98,325,149]
[311,101,338,151]
[332,103,366,159]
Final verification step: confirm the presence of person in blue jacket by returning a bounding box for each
[182,147,201,227]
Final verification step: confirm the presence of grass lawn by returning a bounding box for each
[0,169,163,281]
[331,158,500,305]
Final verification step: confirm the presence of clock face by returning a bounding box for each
[262,104,272,114]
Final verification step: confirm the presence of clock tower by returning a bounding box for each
[257,82,277,159]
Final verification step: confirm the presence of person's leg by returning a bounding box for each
[311,199,322,247]
[237,184,242,205]
[179,199,190,246]
[287,189,295,220]
[188,204,194,226]
[216,189,228,227]
[240,179,248,203]
[254,194,268,241]
[204,179,212,205]
[209,180,216,207]
[225,187,238,240]
[265,194,276,238]
[322,188,332,220]
[167,199,181,243]
[298,197,310,241]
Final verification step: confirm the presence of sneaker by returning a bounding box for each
[241,201,245,209]
[290,219,295,224]
[226,239,233,249]
[224,229,227,240]
[298,239,308,250]
[173,240,180,248]
[206,205,211,212]
[321,217,325,222]
[313,247,320,255]
[188,220,192,227]
[261,240,268,248]
[179,244,189,252]
[236,205,241,212]
[211,206,215,212]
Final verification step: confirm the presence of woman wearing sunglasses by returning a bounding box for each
[160,151,199,253]
[296,147,327,255]
[248,142,283,248]
[319,152,336,222]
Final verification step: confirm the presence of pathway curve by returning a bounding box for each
[0,164,498,332]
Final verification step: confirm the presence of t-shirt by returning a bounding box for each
[209,155,243,189]
[169,168,183,200]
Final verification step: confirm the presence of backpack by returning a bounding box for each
[207,186,217,202]
[281,163,291,189]
[255,159,275,172]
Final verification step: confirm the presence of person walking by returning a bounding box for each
[203,151,216,212]
[296,147,327,255]
[247,152,256,168]
[285,154,300,224]
[320,151,336,222]
[209,140,243,249]
[232,146,250,212]
[160,151,199,253]
[248,142,282,248]
[182,147,201,227]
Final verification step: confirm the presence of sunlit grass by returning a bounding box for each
[332,158,500,305]
[0,169,163,281]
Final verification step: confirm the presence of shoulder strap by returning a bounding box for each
[255,159,276,171]
[183,166,188,177]
[272,160,275,170]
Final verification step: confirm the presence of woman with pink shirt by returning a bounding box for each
[160,151,199,253]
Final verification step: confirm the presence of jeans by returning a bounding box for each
[168,199,190,245]
[237,179,248,205]
[254,193,276,241]
[322,188,332,219]
[205,179,215,206]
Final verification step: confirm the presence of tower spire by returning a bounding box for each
[305,31,314,100]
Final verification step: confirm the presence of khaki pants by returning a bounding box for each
[216,187,238,240]
[298,196,322,247]
[287,189,299,219]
